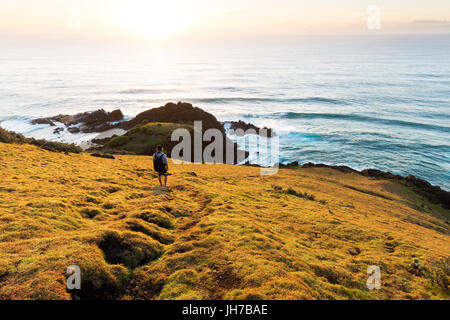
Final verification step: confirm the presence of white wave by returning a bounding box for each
[0,117,126,150]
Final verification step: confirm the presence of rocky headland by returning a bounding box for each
[27,102,449,209]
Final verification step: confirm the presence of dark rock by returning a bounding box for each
[32,109,124,134]
[104,121,248,164]
[31,118,55,126]
[244,161,299,169]
[92,135,118,145]
[113,102,248,164]
[53,127,64,134]
[360,169,402,180]
[79,122,115,133]
[224,120,277,137]
[302,162,359,174]
[71,109,109,126]
[90,153,115,160]
[67,126,80,133]
[108,109,124,122]
[31,103,248,163]
[119,102,223,132]
[279,161,299,168]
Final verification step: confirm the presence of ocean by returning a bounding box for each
[0,35,449,190]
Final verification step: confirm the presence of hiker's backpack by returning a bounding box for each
[154,153,166,172]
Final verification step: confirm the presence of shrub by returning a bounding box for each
[285,187,318,202]
[303,192,316,201]
[28,139,82,153]
[0,126,82,153]
[0,127,28,144]
[427,258,449,292]
[286,187,298,196]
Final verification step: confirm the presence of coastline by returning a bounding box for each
[1,122,449,211]
[1,101,449,195]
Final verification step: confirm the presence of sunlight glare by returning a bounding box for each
[115,0,192,37]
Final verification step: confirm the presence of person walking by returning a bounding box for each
[153,145,169,187]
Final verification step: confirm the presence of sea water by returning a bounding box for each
[0,35,449,189]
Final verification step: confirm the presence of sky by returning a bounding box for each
[1,0,450,40]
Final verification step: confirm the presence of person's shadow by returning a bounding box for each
[153,186,170,196]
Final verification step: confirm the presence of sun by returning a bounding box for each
[114,0,192,37]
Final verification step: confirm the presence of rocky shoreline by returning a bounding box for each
[29,102,277,164]
[32,109,125,134]
[32,103,277,139]
[26,102,449,209]
[222,120,277,137]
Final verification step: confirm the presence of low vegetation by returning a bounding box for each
[0,142,448,300]
[101,122,194,155]
[0,126,82,154]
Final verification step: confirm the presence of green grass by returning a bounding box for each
[103,122,194,155]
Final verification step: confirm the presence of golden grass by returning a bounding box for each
[0,142,448,300]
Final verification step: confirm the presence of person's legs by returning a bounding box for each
[158,174,163,186]
[164,174,168,187]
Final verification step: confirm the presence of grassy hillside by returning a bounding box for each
[0,142,448,300]
[100,122,194,155]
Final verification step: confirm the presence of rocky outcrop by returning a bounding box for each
[94,121,248,164]
[30,102,251,164]
[31,102,277,141]
[279,161,299,169]
[224,120,276,137]
[53,127,65,135]
[118,102,223,132]
[108,102,247,164]
[31,118,56,126]
[31,109,124,134]
[108,110,124,122]
[301,162,359,174]
[91,136,119,145]
[360,169,403,180]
